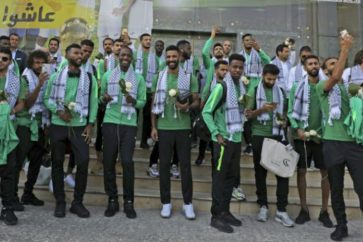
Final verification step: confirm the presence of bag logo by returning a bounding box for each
[283,159,290,167]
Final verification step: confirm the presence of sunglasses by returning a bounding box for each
[0,56,9,62]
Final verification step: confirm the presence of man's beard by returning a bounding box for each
[263,81,274,88]
[167,61,178,70]
[308,69,319,77]
[69,59,82,67]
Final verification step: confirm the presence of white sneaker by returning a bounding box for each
[64,174,76,188]
[49,180,53,193]
[147,164,159,177]
[170,164,180,178]
[275,210,295,227]
[232,187,246,201]
[182,203,196,220]
[160,203,172,218]
[257,205,269,222]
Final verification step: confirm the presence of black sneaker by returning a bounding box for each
[124,201,137,219]
[318,210,333,228]
[243,144,253,156]
[104,199,119,217]
[21,193,44,206]
[195,156,204,166]
[12,198,25,212]
[54,202,66,218]
[69,202,90,218]
[210,216,234,233]
[0,207,18,225]
[222,211,242,227]
[295,209,310,224]
[330,225,348,241]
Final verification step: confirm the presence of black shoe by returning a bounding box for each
[243,144,253,156]
[295,209,310,224]
[104,199,119,217]
[318,210,333,228]
[195,156,204,166]
[21,193,44,206]
[124,201,137,219]
[69,202,90,218]
[12,198,25,212]
[330,225,348,241]
[0,207,18,225]
[140,143,149,149]
[210,216,234,233]
[54,202,66,218]
[222,212,242,227]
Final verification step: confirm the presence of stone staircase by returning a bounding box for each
[19,144,361,219]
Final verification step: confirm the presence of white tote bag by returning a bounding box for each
[260,138,299,178]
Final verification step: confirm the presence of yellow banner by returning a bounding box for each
[0,0,95,29]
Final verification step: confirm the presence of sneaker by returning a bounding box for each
[124,201,137,219]
[49,180,53,193]
[330,225,348,241]
[318,210,333,228]
[295,209,310,224]
[210,216,234,233]
[182,203,196,220]
[69,202,90,218]
[147,164,159,177]
[0,207,17,225]
[54,201,66,218]
[232,187,246,201]
[257,205,269,222]
[64,174,75,188]
[275,210,295,227]
[222,211,242,226]
[195,156,204,166]
[21,193,44,206]
[170,164,180,178]
[160,203,172,218]
[104,199,119,217]
[243,144,253,156]
[12,198,25,212]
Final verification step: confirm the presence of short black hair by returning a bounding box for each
[103,37,114,45]
[49,37,60,45]
[263,64,280,76]
[27,50,48,68]
[165,45,179,53]
[275,44,289,56]
[214,60,228,69]
[120,46,133,55]
[139,33,151,41]
[229,53,245,64]
[0,47,12,59]
[0,35,10,41]
[353,50,363,65]
[242,33,252,40]
[322,57,337,70]
[155,40,164,45]
[303,55,320,66]
[176,40,190,49]
[299,45,312,55]
[213,42,223,50]
[65,43,81,54]
[9,32,19,38]
[114,38,123,44]
[80,39,94,48]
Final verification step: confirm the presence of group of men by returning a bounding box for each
[0,26,362,242]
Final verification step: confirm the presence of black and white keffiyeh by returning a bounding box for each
[82,59,94,75]
[256,80,284,136]
[224,72,246,139]
[107,65,138,120]
[240,48,262,78]
[152,67,190,117]
[294,63,303,84]
[291,75,310,128]
[5,68,20,117]
[106,54,117,71]
[135,46,157,88]
[22,68,49,127]
[182,56,194,75]
[271,58,291,92]
[48,66,91,121]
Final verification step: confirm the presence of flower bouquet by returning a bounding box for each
[119,79,132,96]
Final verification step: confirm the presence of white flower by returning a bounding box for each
[238,96,244,103]
[169,89,177,97]
[241,76,250,85]
[309,130,317,136]
[304,132,311,138]
[358,88,363,98]
[67,102,76,111]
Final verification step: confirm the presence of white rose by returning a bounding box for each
[241,76,250,85]
[67,102,76,111]
[169,89,177,97]
[125,82,132,89]
[309,130,317,136]
[238,96,244,103]
[304,132,311,138]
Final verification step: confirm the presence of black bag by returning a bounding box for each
[194,82,227,141]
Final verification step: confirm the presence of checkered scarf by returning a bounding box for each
[135,46,157,88]
[224,73,246,139]
[106,54,117,71]
[294,63,303,84]
[182,56,194,75]
[256,80,284,136]
[22,68,49,127]
[107,65,138,120]
[291,75,310,128]
[271,58,291,92]
[152,67,190,117]
[49,66,91,120]
[82,59,94,75]
[347,65,363,85]
[50,52,63,73]
[5,68,20,119]
[240,48,262,78]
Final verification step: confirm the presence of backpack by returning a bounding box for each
[194,82,227,141]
